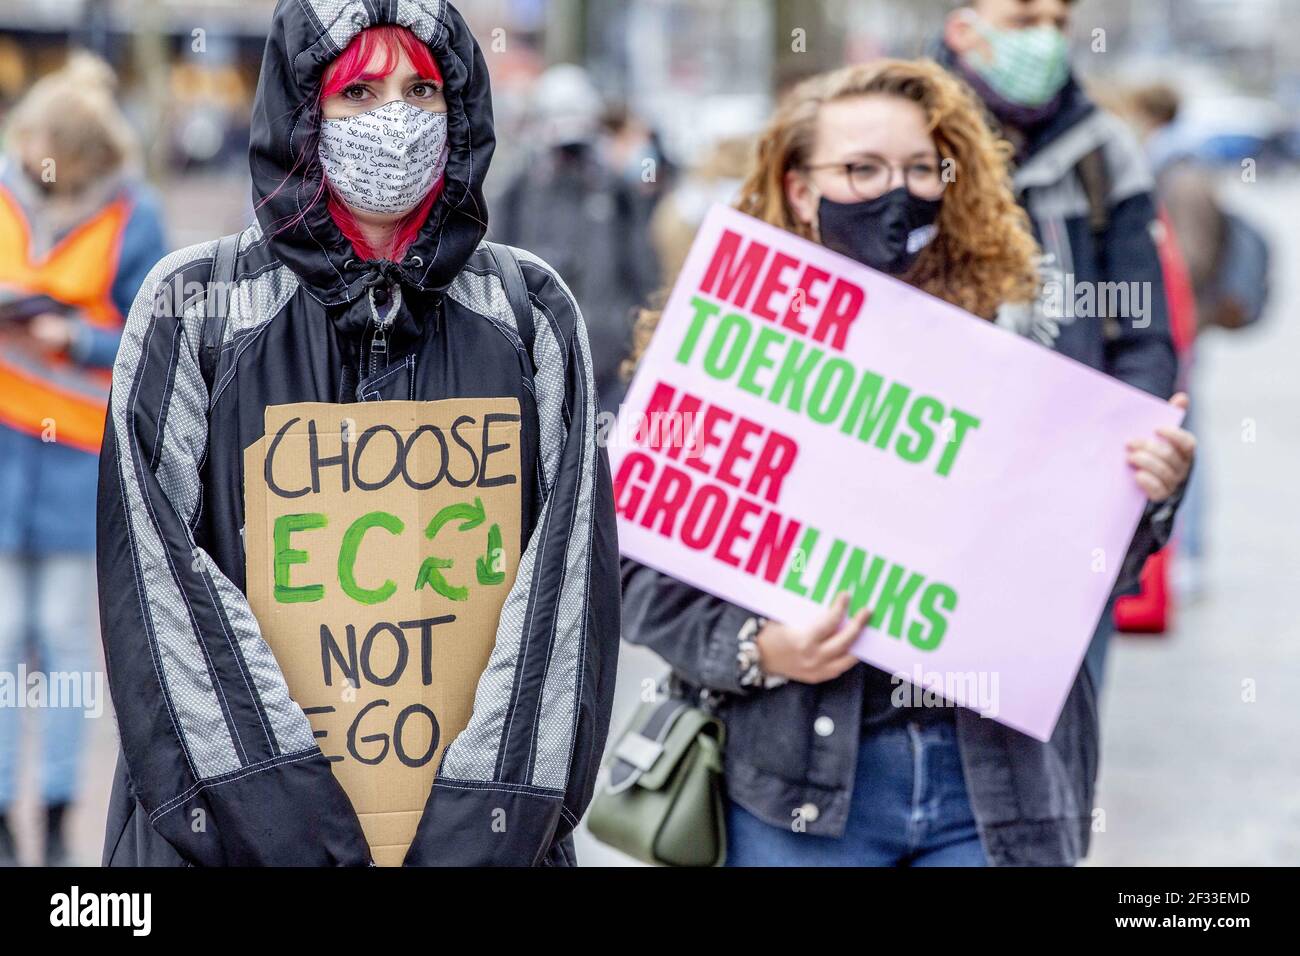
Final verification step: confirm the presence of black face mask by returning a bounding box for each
[817,187,943,275]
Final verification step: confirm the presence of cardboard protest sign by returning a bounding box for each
[244,399,521,865]
[611,204,1184,741]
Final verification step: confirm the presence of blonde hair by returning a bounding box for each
[627,58,1041,374]
[5,51,138,188]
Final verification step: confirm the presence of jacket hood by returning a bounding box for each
[249,0,494,306]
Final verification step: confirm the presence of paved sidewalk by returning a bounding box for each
[1087,176,1300,866]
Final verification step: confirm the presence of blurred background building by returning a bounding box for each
[4,0,1300,196]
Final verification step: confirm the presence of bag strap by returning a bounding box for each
[200,232,242,390]
[1076,145,1111,236]
[605,697,690,794]
[484,241,536,373]
[1075,146,1115,333]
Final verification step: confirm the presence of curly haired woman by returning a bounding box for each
[621,59,1193,866]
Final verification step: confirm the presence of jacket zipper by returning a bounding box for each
[366,282,400,378]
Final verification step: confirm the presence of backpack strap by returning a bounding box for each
[1076,145,1112,235]
[485,241,536,373]
[200,232,241,390]
[1075,146,1116,333]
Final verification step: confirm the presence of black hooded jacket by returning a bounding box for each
[97,0,620,866]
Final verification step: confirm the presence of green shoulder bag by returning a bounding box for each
[586,696,727,867]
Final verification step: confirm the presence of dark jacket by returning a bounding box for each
[494,144,660,415]
[97,0,620,866]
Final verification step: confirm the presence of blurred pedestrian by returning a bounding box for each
[939,0,1181,677]
[97,6,618,867]
[0,51,166,866]
[648,133,754,281]
[1116,82,1273,599]
[494,64,660,414]
[620,59,1193,867]
[601,102,677,207]
[1121,83,1270,335]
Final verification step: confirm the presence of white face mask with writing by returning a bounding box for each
[318,100,450,216]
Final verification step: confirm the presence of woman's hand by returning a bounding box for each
[755,592,871,684]
[1127,392,1195,503]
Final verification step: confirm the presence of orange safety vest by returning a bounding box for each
[0,185,131,453]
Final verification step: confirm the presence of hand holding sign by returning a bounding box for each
[757,592,872,684]
[1128,392,1195,502]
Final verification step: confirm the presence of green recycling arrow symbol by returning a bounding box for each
[413,554,466,602]
[476,523,505,586]
[423,497,485,538]
[415,498,504,600]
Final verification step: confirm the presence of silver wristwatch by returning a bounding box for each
[737,615,787,689]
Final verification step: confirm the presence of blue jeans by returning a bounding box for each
[725,718,987,866]
[1083,595,1119,697]
[0,553,98,807]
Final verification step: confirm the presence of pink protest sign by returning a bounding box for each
[610,204,1184,741]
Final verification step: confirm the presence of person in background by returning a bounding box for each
[1116,82,1272,599]
[0,51,167,866]
[1119,83,1271,338]
[621,59,1193,867]
[1119,85,1228,327]
[494,64,659,415]
[601,102,677,209]
[939,0,1181,681]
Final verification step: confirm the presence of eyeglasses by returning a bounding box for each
[802,154,949,202]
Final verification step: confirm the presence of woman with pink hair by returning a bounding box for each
[97,2,619,867]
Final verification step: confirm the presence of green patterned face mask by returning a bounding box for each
[965,19,1071,107]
